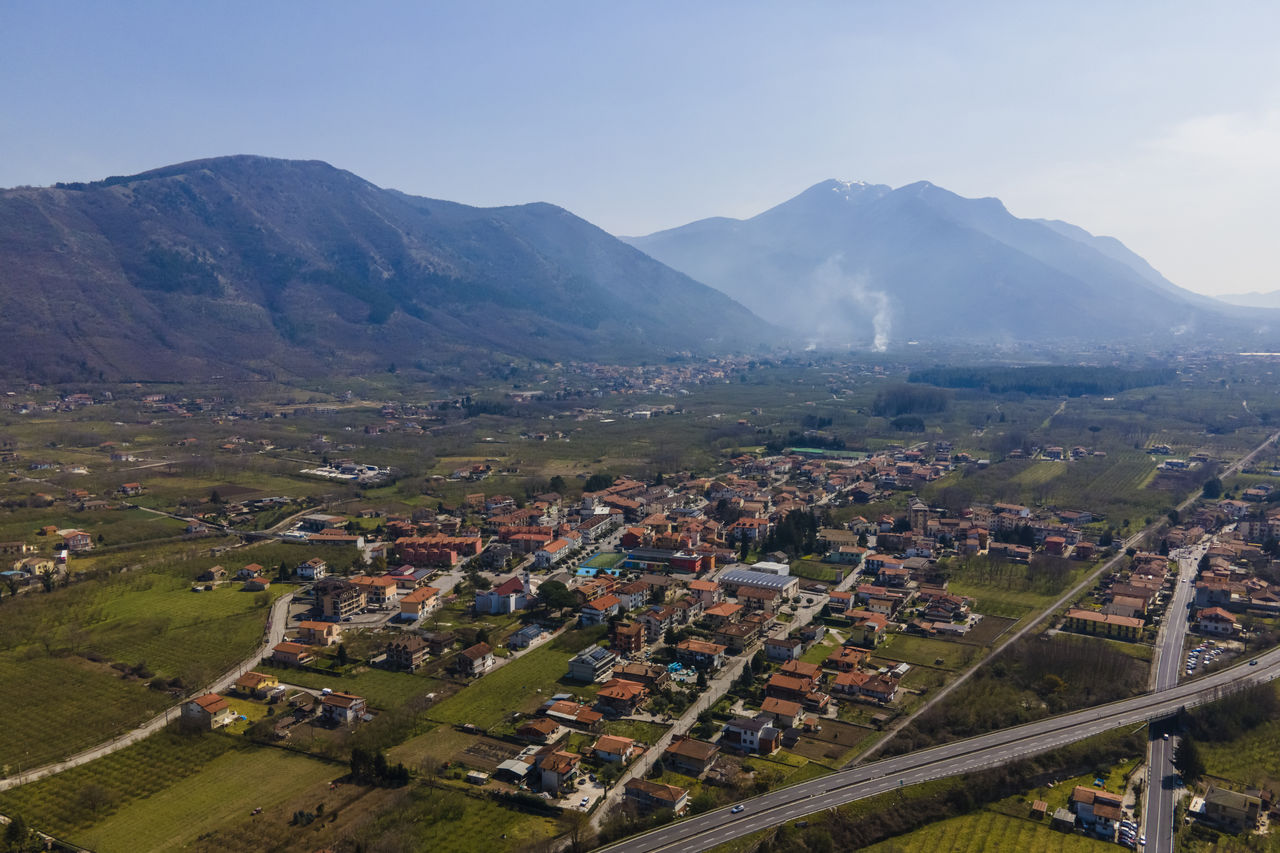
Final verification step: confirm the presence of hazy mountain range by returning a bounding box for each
[0,156,768,381]
[625,179,1266,350]
[1216,291,1280,309]
[2,158,1277,382]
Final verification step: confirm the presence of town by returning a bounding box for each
[1,357,1280,853]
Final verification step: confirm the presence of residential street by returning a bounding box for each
[588,564,860,832]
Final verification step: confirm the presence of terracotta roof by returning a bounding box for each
[191,693,229,713]
[761,696,802,717]
[322,692,364,709]
[541,750,580,774]
[665,737,719,761]
[625,778,688,803]
[593,735,637,755]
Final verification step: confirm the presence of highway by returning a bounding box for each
[1142,535,1209,852]
[598,647,1280,853]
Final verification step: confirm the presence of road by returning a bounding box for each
[588,571,852,833]
[0,591,293,793]
[855,522,1148,766]
[1141,535,1210,852]
[855,431,1280,768]
[599,647,1280,853]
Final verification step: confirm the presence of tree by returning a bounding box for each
[584,472,614,492]
[336,644,349,666]
[548,475,566,494]
[1173,736,1205,784]
[4,814,29,850]
[1202,477,1223,500]
[538,580,576,611]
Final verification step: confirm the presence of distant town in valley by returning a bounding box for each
[1,349,1280,853]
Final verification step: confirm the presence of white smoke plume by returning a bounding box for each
[809,255,893,352]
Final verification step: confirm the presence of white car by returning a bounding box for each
[731,804,745,814]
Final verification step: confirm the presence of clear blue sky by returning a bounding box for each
[3,1,1279,296]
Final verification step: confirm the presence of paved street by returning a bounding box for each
[589,565,858,833]
[1142,535,1210,852]
[598,645,1280,853]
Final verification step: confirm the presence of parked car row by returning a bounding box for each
[1185,641,1223,676]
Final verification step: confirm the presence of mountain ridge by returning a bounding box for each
[0,156,772,381]
[624,179,1267,349]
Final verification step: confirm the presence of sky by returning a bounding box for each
[3,1,1280,297]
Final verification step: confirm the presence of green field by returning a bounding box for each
[260,662,444,710]
[600,718,670,744]
[85,577,288,682]
[0,574,283,771]
[860,810,1114,852]
[76,746,337,852]
[1200,709,1280,789]
[947,581,1047,621]
[791,559,841,582]
[877,634,977,671]
[1009,460,1066,488]
[347,782,562,853]
[422,642,593,731]
[0,655,172,772]
[0,506,188,550]
[0,729,238,838]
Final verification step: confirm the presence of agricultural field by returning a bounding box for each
[0,573,284,771]
[0,505,189,550]
[75,746,338,853]
[259,663,445,710]
[422,641,598,731]
[84,576,288,682]
[1198,704,1280,789]
[876,634,978,671]
[0,654,172,772]
[859,810,1114,853]
[339,783,562,853]
[948,581,1059,622]
[0,729,240,838]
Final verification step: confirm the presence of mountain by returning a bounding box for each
[1217,290,1280,309]
[0,156,769,380]
[624,179,1259,349]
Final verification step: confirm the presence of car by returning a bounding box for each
[1162,733,1170,740]
[730,805,745,814]
[579,797,589,806]
[1139,835,1146,845]
[1251,659,1259,665]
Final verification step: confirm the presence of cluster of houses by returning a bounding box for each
[495,695,724,814]
[1062,551,1172,642]
[180,675,371,733]
[1188,528,1280,637]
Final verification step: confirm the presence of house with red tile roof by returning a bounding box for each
[182,693,235,730]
